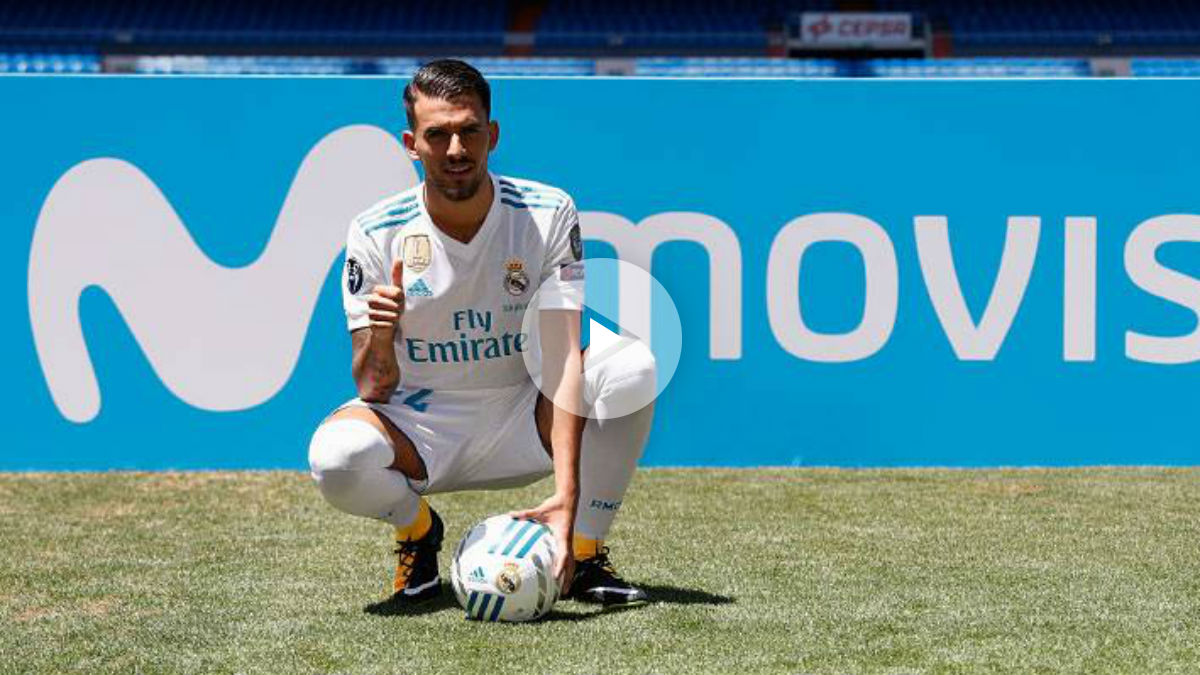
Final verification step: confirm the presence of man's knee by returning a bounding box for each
[599,340,657,397]
[309,417,392,478]
[584,340,658,421]
[307,416,424,522]
[623,341,657,380]
[308,416,397,512]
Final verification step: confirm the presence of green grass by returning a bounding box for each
[2,468,1200,674]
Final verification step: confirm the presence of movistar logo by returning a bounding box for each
[32,121,1199,427]
[28,125,419,422]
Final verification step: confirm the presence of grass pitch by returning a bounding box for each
[2,468,1200,674]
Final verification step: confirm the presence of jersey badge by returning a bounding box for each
[569,222,583,261]
[403,234,432,274]
[504,258,530,296]
[345,257,364,294]
[559,261,585,281]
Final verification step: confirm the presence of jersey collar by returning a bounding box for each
[419,172,501,261]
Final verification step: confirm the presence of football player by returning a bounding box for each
[308,59,656,606]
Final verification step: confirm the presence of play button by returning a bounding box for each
[585,317,634,371]
[521,257,682,420]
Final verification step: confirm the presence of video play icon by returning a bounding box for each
[521,257,682,420]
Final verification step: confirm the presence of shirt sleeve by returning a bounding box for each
[538,196,585,311]
[343,221,387,331]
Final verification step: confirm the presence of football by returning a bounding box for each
[450,515,560,622]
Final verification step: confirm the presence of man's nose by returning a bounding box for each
[448,133,467,157]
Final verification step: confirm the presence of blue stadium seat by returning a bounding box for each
[0,50,100,74]
[4,0,1200,53]
[536,0,767,50]
[866,58,1091,78]
[0,0,510,48]
[633,56,843,77]
[1131,58,1200,77]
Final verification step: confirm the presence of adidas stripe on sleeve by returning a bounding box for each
[537,196,585,311]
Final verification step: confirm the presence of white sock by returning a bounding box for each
[575,341,657,540]
[308,418,421,527]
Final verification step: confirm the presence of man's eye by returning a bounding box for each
[426,130,447,140]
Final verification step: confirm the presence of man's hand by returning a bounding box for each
[510,493,576,596]
[351,259,406,402]
[367,259,406,338]
[515,309,584,597]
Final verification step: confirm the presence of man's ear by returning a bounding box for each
[402,130,420,162]
[488,120,500,152]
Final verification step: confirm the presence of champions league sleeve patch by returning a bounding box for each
[345,257,364,294]
[569,222,583,261]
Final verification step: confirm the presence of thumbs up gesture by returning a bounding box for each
[367,259,406,338]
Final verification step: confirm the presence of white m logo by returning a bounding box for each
[28,125,419,422]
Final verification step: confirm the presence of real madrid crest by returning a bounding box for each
[495,562,522,594]
[503,257,529,296]
[403,234,432,274]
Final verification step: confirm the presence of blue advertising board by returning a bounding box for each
[3,75,1200,469]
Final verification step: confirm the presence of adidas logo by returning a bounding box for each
[469,566,486,582]
[406,278,433,297]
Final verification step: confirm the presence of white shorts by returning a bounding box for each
[338,381,553,495]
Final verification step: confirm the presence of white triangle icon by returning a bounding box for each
[585,318,640,372]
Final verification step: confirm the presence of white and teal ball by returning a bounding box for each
[450,515,560,622]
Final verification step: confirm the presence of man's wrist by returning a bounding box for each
[553,487,580,510]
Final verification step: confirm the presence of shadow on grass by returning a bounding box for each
[364,582,734,621]
[539,583,736,623]
[362,583,459,617]
[637,583,734,606]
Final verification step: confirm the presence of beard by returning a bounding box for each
[430,167,486,202]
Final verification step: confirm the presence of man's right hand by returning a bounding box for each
[367,259,406,339]
[353,259,405,402]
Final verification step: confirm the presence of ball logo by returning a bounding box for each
[495,562,522,594]
[345,257,364,294]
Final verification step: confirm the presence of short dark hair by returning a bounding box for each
[403,59,491,131]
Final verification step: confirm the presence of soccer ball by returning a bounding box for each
[450,515,560,622]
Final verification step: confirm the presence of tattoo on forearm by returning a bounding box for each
[351,329,399,395]
[365,348,397,383]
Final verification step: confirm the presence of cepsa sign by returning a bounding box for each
[801,12,913,46]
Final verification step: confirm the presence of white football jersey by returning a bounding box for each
[343,173,584,393]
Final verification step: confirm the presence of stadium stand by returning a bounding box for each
[4,2,1200,77]
[632,57,841,77]
[1130,58,1200,77]
[535,0,769,50]
[127,55,597,77]
[0,0,509,47]
[379,56,596,77]
[106,55,1107,78]
[877,0,1200,50]
[865,57,1092,78]
[0,51,100,74]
